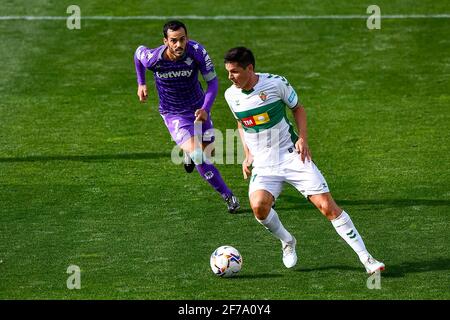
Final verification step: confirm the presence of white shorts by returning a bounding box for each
[248,155,330,199]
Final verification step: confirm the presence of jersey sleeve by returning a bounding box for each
[134,45,159,85]
[190,41,217,82]
[224,89,239,120]
[277,76,300,109]
[135,45,158,69]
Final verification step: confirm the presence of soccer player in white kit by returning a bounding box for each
[224,47,385,274]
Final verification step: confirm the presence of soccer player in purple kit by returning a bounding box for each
[134,20,240,213]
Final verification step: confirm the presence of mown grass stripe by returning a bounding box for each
[1,14,450,21]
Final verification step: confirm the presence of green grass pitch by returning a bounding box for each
[0,1,449,299]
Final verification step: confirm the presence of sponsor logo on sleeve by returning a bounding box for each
[288,91,297,104]
[204,54,213,70]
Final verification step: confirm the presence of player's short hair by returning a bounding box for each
[224,47,255,70]
[163,20,188,38]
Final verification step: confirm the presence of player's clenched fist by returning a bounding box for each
[137,84,148,102]
[194,109,208,122]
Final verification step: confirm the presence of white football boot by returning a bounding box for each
[281,236,297,268]
[363,256,385,274]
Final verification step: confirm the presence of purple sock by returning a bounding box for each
[196,163,233,199]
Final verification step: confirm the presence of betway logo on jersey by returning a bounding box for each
[156,70,193,79]
[241,112,270,127]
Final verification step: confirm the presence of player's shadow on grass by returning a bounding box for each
[336,199,450,208]
[382,257,450,278]
[279,195,450,208]
[235,273,285,279]
[296,265,361,273]
[233,208,254,214]
[0,152,170,163]
[296,258,450,278]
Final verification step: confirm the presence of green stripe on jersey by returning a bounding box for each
[235,100,286,132]
[286,116,299,144]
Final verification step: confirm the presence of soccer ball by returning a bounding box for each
[210,245,242,277]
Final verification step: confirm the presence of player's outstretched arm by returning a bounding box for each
[292,105,312,163]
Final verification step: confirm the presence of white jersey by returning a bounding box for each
[225,73,300,168]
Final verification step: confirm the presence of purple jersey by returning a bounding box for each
[135,40,217,116]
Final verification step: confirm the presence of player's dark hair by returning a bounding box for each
[224,47,256,70]
[163,20,188,38]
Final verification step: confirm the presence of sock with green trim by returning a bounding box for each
[331,211,370,264]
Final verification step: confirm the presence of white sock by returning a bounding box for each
[331,211,370,264]
[256,208,293,243]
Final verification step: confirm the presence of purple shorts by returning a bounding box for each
[161,113,215,146]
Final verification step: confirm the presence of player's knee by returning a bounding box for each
[202,142,215,158]
[250,199,271,220]
[315,199,327,213]
[189,149,204,165]
[316,200,340,220]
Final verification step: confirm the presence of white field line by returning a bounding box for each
[0,14,450,21]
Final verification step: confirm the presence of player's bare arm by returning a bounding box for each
[237,121,253,179]
[292,104,312,163]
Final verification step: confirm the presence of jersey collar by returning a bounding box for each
[241,88,254,95]
[240,74,260,94]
